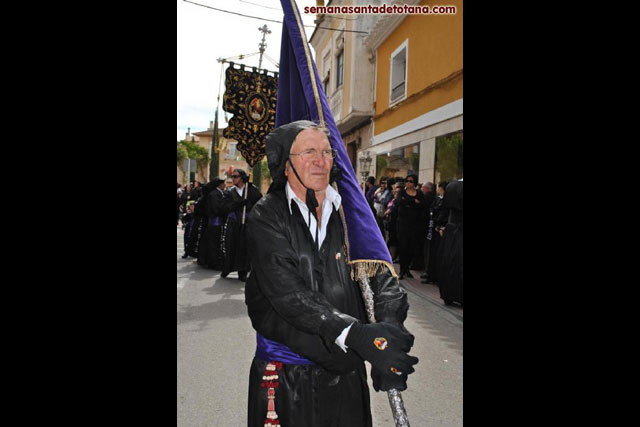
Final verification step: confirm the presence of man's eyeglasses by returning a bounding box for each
[289,148,337,161]
[231,175,240,178]
[406,180,415,183]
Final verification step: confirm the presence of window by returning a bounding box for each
[375,143,420,182]
[434,132,463,183]
[336,50,344,89]
[323,71,330,95]
[322,53,331,95]
[390,40,408,104]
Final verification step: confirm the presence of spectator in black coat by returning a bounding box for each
[396,174,426,279]
[364,176,378,217]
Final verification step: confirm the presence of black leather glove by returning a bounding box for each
[345,322,418,379]
[318,348,363,375]
[371,365,408,392]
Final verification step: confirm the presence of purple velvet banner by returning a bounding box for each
[277,0,392,264]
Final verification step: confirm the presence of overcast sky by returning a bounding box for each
[177,0,320,141]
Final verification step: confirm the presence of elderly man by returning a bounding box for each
[244,120,418,427]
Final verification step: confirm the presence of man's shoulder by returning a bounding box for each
[252,190,287,217]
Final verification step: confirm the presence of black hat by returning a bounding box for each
[265,120,342,193]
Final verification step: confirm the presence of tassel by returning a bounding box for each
[261,361,282,427]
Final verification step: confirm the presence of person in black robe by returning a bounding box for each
[187,183,209,261]
[438,178,463,306]
[181,201,196,258]
[179,184,190,224]
[245,121,418,427]
[420,182,436,282]
[425,181,449,284]
[190,180,203,201]
[385,182,401,262]
[177,184,182,226]
[221,169,262,281]
[196,178,225,268]
[396,174,426,279]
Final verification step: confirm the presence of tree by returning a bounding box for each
[177,139,211,180]
[435,134,463,182]
[177,141,187,166]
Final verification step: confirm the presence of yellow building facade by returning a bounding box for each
[365,0,463,184]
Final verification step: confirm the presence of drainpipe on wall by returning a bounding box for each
[314,0,324,25]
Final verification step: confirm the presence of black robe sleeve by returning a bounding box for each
[369,269,409,326]
[220,188,244,214]
[205,192,216,218]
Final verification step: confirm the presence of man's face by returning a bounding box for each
[286,129,333,192]
[421,184,430,195]
[437,186,444,196]
[231,171,242,186]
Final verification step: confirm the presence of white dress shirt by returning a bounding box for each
[285,182,341,248]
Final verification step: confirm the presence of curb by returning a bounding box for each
[400,280,464,323]
[397,273,463,322]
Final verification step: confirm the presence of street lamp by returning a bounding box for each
[358,150,373,191]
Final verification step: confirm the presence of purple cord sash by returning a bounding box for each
[208,216,221,226]
[255,332,315,365]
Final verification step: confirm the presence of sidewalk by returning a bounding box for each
[392,263,463,320]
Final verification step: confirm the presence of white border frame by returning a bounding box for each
[389,38,409,107]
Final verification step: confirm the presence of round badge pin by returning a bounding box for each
[373,337,388,350]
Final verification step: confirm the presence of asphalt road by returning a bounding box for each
[177,226,462,426]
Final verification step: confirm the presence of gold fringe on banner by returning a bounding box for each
[349,259,398,282]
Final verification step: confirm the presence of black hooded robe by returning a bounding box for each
[245,190,409,427]
[396,189,426,273]
[182,211,195,257]
[197,186,226,269]
[426,195,449,283]
[245,120,412,426]
[189,190,210,260]
[438,180,463,305]
[221,183,263,277]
